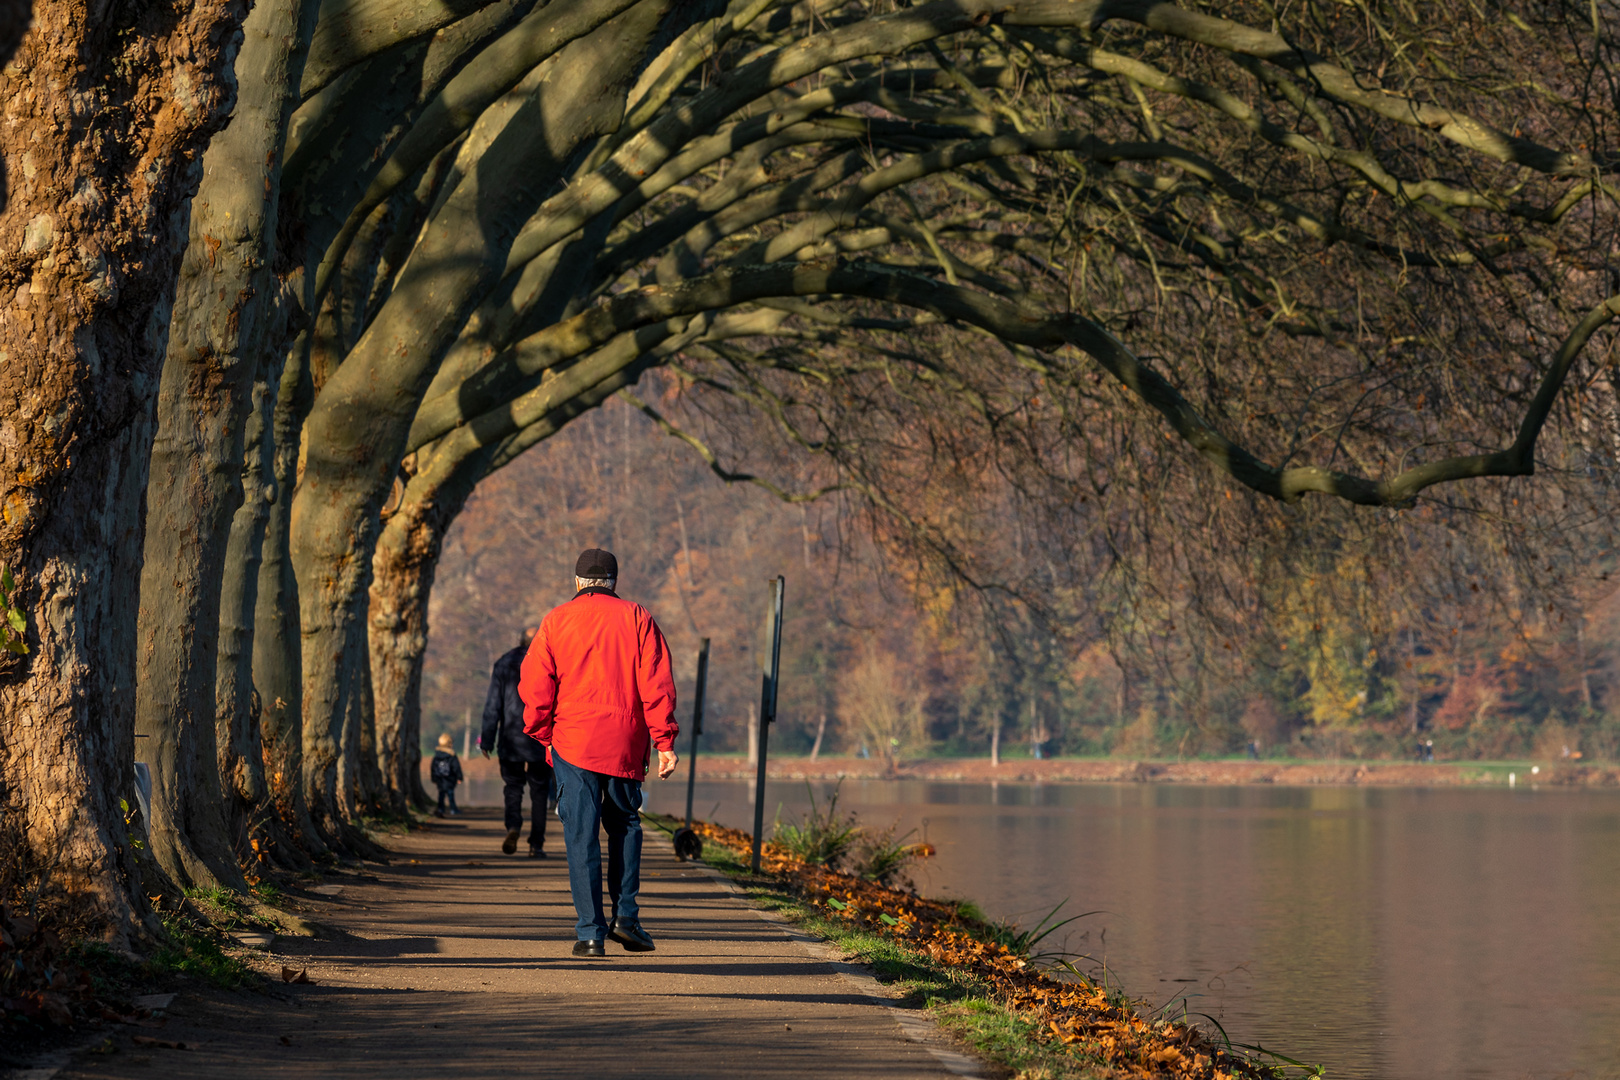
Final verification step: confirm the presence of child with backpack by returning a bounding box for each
[431,732,464,817]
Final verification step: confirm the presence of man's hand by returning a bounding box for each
[657,749,678,780]
[481,748,490,759]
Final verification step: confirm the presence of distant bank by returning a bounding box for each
[439,754,1620,788]
[666,754,1620,787]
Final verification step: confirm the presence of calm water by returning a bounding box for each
[629,778,1620,1080]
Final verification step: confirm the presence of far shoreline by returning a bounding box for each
[665,754,1620,788]
[445,753,1620,788]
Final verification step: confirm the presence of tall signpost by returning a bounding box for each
[750,577,785,873]
[683,637,710,829]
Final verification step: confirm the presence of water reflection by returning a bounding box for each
[638,778,1620,1080]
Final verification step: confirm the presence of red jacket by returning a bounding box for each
[519,588,678,779]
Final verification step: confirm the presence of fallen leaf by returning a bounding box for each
[132,1035,189,1050]
[36,991,73,1026]
[280,967,315,985]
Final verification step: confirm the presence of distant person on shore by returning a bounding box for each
[481,627,553,858]
[431,733,464,817]
[520,548,679,959]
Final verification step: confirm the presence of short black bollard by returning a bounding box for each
[672,637,709,862]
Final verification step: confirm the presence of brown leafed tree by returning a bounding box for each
[5,0,1618,934]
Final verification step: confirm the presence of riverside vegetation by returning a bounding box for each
[7,0,1620,952]
[5,0,1620,1061]
[668,806,1320,1080]
[425,387,1620,783]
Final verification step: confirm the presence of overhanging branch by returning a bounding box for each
[618,389,846,504]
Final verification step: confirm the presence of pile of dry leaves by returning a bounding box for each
[1,903,109,1033]
[690,820,1279,1080]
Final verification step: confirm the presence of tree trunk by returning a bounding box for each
[214,350,307,872]
[1576,617,1593,711]
[253,339,326,857]
[368,503,439,815]
[369,449,491,814]
[0,0,247,941]
[134,0,318,893]
[290,2,679,836]
[350,632,387,817]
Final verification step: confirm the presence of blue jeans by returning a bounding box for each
[552,751,643,941]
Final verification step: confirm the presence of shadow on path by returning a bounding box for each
[57,809,966,1079]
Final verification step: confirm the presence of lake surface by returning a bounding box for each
[630,777,1620,1080]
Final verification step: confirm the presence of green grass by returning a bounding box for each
[358,809,419,836]
[184,885,246,917]
[148,913,255,989]
[698,842,1114,1080]
[771,781,861,867]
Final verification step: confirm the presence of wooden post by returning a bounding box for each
[684,638,710,829]
[809,712,827,762]
[991,713,1001,768]
[751,577,785,874]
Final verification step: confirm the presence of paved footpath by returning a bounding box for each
[53,809,985,1080]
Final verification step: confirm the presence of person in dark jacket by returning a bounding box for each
[481,628,553,857]
[430,733,464,817]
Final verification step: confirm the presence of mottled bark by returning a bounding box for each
[356,638,384,812]
[215,349,307,871]
[300,0,498,100]
[135,0,319,893]
[290,0,691,834]
[253,339,326,856]
[0,0,247,939]
[369,451,490,814]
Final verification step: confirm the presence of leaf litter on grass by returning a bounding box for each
[688,817,1311,1079]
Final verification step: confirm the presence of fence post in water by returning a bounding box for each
[684,638,710,829]
[751,577,785,873]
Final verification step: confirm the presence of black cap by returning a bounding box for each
[575,548,618,578]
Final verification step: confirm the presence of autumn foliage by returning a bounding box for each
[691,819,1281,1079]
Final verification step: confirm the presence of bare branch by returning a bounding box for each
[618,389,845,502]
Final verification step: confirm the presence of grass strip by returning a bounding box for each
[147,912,255,989]
[660,814,1318,1080]
[700,840,1114,1080]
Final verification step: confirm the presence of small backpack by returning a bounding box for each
[431,753,456,782]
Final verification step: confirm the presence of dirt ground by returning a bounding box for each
[35,811,983,1080]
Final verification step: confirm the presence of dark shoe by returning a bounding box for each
[528,846,547,859]
[609,919,656,953]
[502,829,520,855]
[572,939,606,958]
[433,809,444,818]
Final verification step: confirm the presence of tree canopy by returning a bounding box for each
[0,0,1616,939]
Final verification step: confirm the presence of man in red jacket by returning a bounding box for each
[520,548,679,958]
